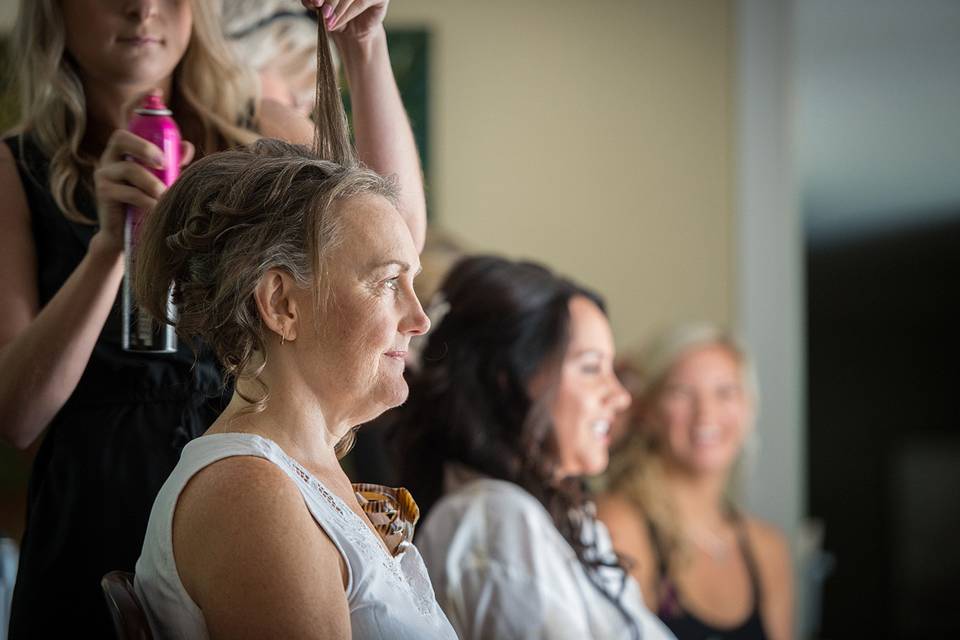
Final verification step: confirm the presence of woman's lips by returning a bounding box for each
[118,36,162,46]
[384,350,407,360]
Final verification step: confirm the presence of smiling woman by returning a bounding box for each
[598,325,794,640]
[388,255,675,640]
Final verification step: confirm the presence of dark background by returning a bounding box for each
[807,213,960,638]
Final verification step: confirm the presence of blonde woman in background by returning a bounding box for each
[598,325,794,640]
[221,0,322,118]
[0,0,423,636]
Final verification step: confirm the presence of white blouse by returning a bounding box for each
[135,433,457,639]
[416,469,677,640]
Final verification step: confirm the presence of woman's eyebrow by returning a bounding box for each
[366,260,423,275]
[570,348,606,359]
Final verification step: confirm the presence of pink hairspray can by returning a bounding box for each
[122,91,181,353]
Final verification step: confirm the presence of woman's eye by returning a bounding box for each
[665,385,691,400]
[384,277,400,292]
[580,363,602,375]
[717,384,740,401]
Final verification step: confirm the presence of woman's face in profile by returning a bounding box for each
[549,296,631,479]
[290,194,430,427]
[650,344,751,475]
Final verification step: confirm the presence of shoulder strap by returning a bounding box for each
[643,516,686,618]
[731,511,764,607]
[642,516,671,579]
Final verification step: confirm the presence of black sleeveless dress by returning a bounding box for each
[648,515,769,640]
[4,134,229,639]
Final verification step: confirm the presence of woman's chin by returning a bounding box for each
[679,450,737,476]
[580,450,610,478]
[378,380,410,411]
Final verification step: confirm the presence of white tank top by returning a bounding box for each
[135,432,456,639]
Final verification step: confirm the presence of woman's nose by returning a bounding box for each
[607,376,632,412]
[693,395,719,425]
[124,0,159,21]
[403,298,431,336]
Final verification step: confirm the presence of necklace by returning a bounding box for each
[684,525,733,561]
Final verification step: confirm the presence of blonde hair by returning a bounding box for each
[9,0,259,224]
[606,323,758,564]
[222,1,326,115]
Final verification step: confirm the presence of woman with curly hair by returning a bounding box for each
[391,255,675,640]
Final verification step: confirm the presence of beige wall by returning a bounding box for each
[0,1,735,351]
[0,3,15,30]
[388,0,734,351]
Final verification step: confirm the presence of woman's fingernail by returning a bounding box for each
[327,16,337,29]
[322,4,333,19]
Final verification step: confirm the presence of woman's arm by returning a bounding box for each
[0,141,122,449]
[269,2,427,251]
[333,17,427,252]
[304,0,425,251]
[173,456,351,639]
[747,518,795,640]
[0,134,187,449]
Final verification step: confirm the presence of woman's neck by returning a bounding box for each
[210,384,348,477]
[662,462,731,531]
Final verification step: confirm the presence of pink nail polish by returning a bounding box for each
[327,16,336,30]
[322,4,333,19]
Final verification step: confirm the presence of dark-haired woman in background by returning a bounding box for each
[391,255,676,640]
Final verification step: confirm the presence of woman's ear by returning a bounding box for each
[254,268,301,343]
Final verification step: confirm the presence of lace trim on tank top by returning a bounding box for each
[276,450,436,617]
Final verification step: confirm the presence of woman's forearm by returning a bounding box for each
[338,26,427,251]
[0,234,123,449]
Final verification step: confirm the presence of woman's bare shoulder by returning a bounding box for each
[743,515,791,559]
[597,491,647,527]
[742,514,794,593]
[173,454,351,637]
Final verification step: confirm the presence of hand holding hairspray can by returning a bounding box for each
[122,91,180,353]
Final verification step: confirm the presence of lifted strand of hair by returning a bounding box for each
[312,21,355,167]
